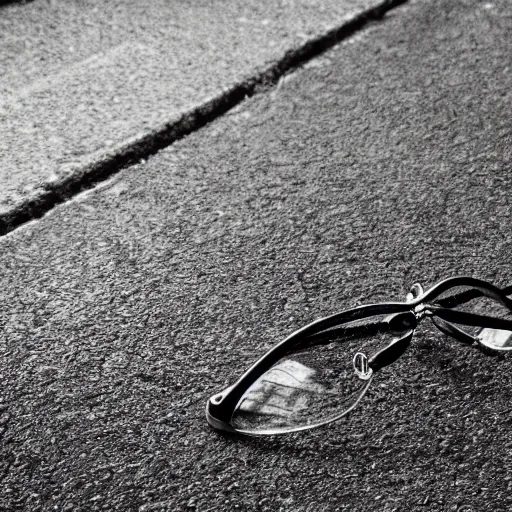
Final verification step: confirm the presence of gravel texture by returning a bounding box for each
[1,0,512,510]
[0,0,391,226]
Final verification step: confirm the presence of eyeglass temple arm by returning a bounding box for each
[435,286,512,309]
[427,305,512,350]
[431,316,475,345]
[428,306,512,331]
[299,312,417,373]
[428,283,512,344]
[297,309,416,349]
[368,329,414,372]
[363,284,424,372]
[366,311,417,372]
[296,322,381,349]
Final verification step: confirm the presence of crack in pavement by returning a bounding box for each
[0,0,408,238]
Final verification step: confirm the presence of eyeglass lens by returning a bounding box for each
[230,314,412,434]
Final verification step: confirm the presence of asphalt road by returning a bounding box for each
[1,0,512,510]
[0,0,392,226]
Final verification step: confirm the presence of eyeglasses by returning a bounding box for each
[206,276,512,436]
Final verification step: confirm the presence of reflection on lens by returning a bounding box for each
[231,314,409,434]
[434,286,512,350]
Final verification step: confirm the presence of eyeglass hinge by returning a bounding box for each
[414,303,431,319]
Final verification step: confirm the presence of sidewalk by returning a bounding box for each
[1,0,512,510]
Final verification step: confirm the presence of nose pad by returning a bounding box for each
[353,352,373,380]
[406,282,424,303]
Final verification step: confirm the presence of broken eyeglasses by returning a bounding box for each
[206,276,512,436]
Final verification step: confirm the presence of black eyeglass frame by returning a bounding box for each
[206,276,512,435]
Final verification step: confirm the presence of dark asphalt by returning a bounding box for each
[0,0,387,225]
[1,0,512,510]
